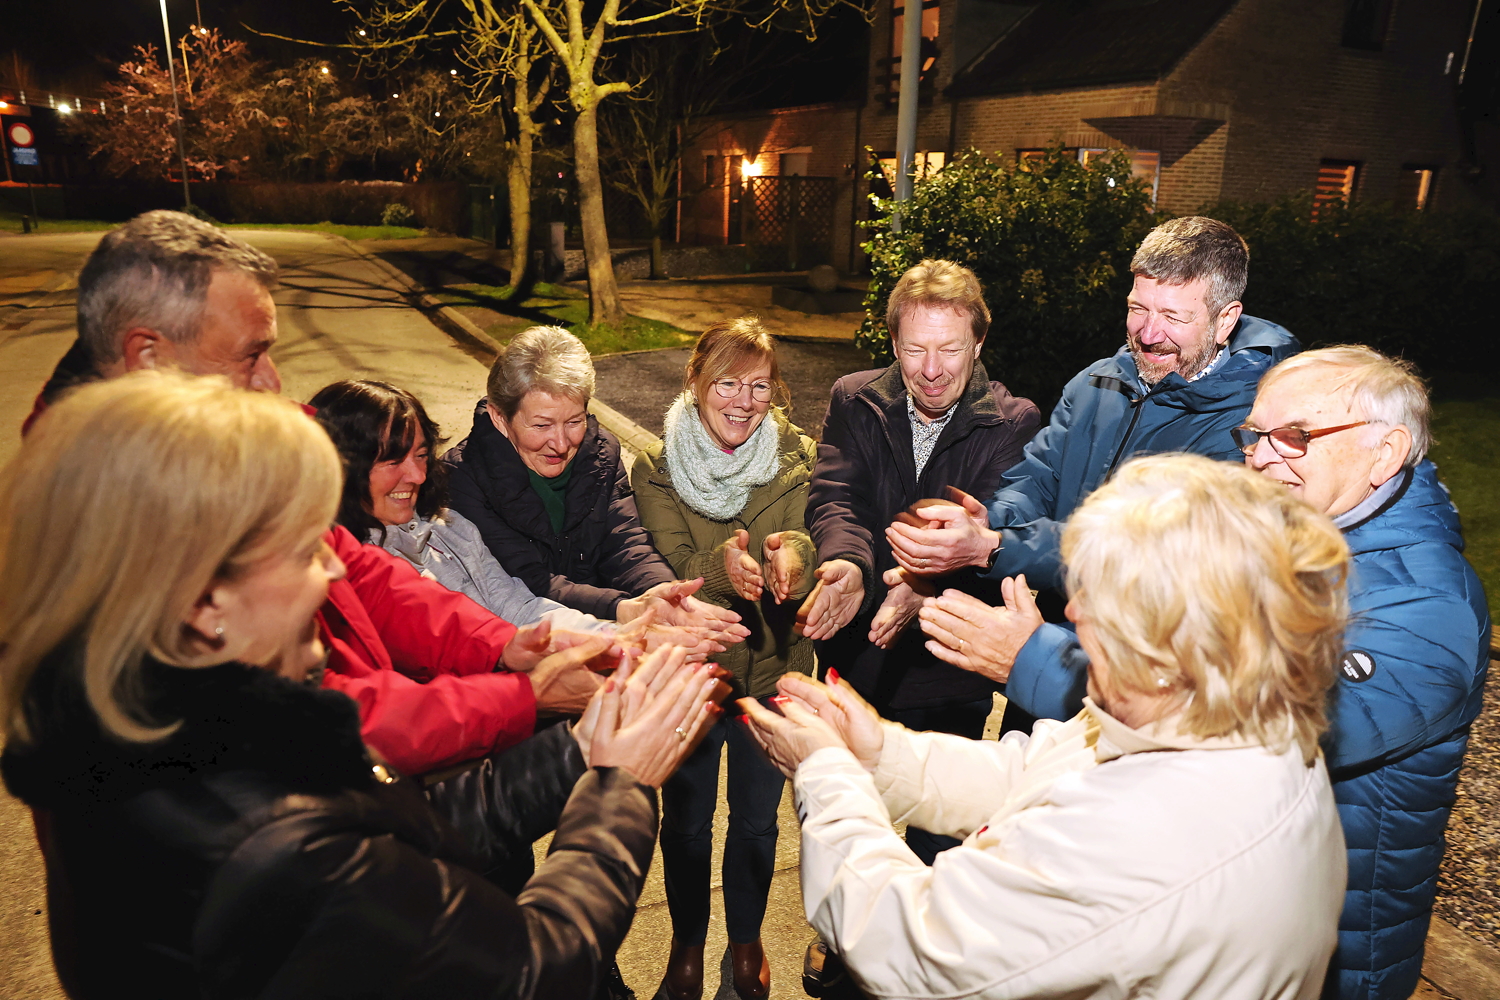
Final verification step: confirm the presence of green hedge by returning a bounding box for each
[860,145,1500,410]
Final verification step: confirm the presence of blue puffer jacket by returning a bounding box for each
[1004,462,1491,1000]
[982,315,1300,589]
[1324,462,1490,999]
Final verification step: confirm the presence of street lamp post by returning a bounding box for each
[158,0,193,209]
[892,0,924,232]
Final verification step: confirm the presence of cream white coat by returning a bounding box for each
[794,701,1346,1000]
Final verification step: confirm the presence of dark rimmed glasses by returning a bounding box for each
[711,377,774,402]
[1231,421,1369,458]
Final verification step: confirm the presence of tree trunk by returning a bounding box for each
[572,102,625,327]
[507,128,533,291]
[650,232,665,279]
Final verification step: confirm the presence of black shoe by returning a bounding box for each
[605,961,636,1000]
[802,938,858,999]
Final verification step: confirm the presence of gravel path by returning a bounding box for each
[1436,661,1500,947]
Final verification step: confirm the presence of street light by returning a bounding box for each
[158,0,194,210]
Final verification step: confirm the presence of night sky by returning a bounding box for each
[4,0,869,110]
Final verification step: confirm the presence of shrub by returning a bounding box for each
[382,202,417,227]
[859,145,1156,409]
[1202,195,1500,373]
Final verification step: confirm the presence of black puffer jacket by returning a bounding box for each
[806,361,1041,711]
[445,400,675,618]
[1,652,655,1000]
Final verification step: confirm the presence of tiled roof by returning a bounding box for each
[949,0,1240,97]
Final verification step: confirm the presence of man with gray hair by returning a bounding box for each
[24,210,281,431]
[1240,346,1489,1000]
[887,217,1299,723]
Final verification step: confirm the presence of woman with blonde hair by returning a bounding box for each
[630,316,818,1000]
[0,371,723,1000]
[742,453,1351,1000]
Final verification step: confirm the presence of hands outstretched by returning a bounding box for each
[738,668,884,779]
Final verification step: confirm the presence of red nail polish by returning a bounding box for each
[771,695,790,705]
[826,668,841,685]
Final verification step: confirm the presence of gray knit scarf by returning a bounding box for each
[662,391,780,521]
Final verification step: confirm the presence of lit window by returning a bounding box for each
[1397,165,1436,211]
[876,151,946,189]
[1315,159,1360,217]
[1017,148,1161,203]
[885,0,940,101]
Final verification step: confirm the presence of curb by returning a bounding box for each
[1424,916,1500,999]
[337,235,665,454]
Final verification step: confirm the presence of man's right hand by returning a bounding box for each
[527,635,613,715]
[868,567,934,649]
[885,489,1001,577]
[796,559,865,640]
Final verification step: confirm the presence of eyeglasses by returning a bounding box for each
[1231,421,1369,458]
[711,377,774,402]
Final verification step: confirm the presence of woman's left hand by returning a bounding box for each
[738,696,848,779]
[627,579,752,644]
[725,529,766,602]
[762,532,805,604]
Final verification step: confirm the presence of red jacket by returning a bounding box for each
[24,367,534,775]
[319,525,535,774]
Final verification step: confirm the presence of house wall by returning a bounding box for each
[1171,0,1477,210]
[682,0,1482,273]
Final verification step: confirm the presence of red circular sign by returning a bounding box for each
[8,122,35,148]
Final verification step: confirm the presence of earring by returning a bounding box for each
[214,625,225,637]
[1155,675,1170,689]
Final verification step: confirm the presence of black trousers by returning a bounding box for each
[883,697,994,865]
[659,702,787,944]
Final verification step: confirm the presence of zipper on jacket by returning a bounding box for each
[1104,390,1148,479]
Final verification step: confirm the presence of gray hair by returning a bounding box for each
[1131,216,1249,323]
[76,211,278,367]
[486,326,596,418]
[1259,345,1431,466]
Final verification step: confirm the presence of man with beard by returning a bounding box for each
[886,217,1300,723]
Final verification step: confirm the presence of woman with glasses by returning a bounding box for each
[630,317,819,1000]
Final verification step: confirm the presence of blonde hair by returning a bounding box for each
[486,326,596,418]
[886,259,990,344]
[1062,453,1349,762]
[1258,345,1431,466]
[684,316,789,411]
[0,371,341,745]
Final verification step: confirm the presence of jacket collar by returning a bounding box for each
[1086,697,1268,763]
[2,649,373,810]
[1342,460,1464,555]
[1085,315,1292,407]
[463,398,614,534]
[857,358,1006,428]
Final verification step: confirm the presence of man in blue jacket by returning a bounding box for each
[922,345,1491,1000]
[887,217,1298,704]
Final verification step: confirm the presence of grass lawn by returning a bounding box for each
[436,281,694,356]
[1428,385,1500,627]
[0,212,430,241]
[224,221,429,241]
[0,210,119,233]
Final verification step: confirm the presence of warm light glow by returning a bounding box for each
[58,102,72,114]
[358,29,367,36]
[0,102,8,110]
[391,93,399,99]
[434,111,441,117]
[742,159,761,178]
[449,69,458,76]
[320,66,330,74]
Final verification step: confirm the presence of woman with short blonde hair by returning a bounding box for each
[1,371,723,1000]
[741,453,1351,1000]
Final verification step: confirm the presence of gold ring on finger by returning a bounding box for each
[960,638,966,651]
[674,726,688,742]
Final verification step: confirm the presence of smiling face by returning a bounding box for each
[696,359,773,450]
[490,391,588,477]
[369,427,429,526]
[895,304,982,421]
[1243,367,1408,517]
[1125,275,1239,385]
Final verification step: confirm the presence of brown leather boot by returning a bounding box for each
[729,938,770,1000]
[659,937,704,1000]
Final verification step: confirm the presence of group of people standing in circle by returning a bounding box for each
[0,209,1489,1000]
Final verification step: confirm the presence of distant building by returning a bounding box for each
[681,0,1490,274]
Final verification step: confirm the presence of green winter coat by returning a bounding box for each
[630,409,817,699]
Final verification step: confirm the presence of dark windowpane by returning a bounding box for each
[1343,0,1394,50]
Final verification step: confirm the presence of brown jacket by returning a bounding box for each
[631,409,817,699]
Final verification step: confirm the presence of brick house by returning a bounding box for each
[680,0,1486,274]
